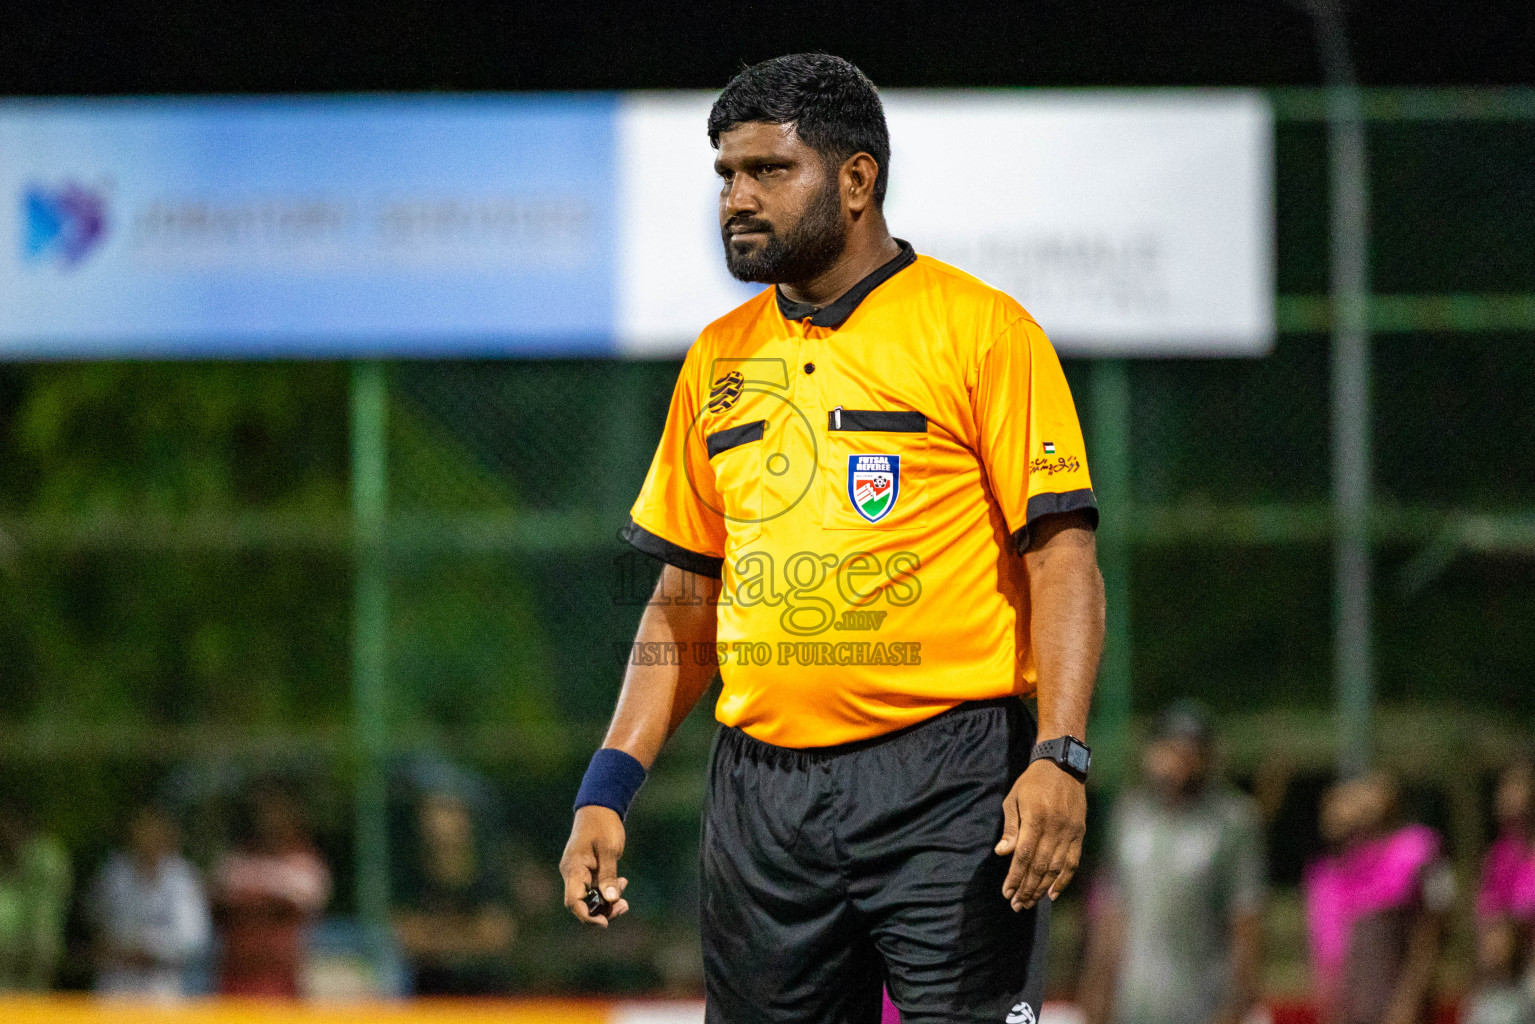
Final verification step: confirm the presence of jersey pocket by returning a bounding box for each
[821,408,928,531]
[707,419,765,547]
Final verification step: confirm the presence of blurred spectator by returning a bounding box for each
[1479,761,1535,963]
[1304,772,1454,1024]
[1466,758,1535,1024]
[1464,918,1535,1024]
[507,843,560,927]
[212,785,330,997]
[1080,702,1266,1024]
[392,790,514,995]
[0,803,71,992]
[89,803,210,1000]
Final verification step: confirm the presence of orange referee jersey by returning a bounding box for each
[623,240,1097,748]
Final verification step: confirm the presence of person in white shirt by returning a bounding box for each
[90,804,209,1001]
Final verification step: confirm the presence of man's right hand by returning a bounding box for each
[560,805,630,927]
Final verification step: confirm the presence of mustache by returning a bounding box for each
[723,215,774,237]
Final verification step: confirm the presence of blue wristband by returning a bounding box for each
[574,748,647,820]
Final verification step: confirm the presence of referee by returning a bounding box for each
[561,53,1105,1024]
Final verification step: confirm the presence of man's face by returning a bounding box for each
[715,121,848,285]
[253,792,301,849]
[1320,775,1392,847]
[1495,763,1534,827]
[129,810,176,863]
[419,793,474,850]
[1143,736,1209,800]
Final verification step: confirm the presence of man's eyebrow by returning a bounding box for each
[719,154,793,173]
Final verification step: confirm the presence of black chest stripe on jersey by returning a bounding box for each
[828,409,928,433]
[706,419,766,459]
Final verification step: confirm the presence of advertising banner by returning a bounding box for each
[1,96,617,357]
[1,92,1271,359]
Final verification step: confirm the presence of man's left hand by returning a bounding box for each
[995,758,1087,910]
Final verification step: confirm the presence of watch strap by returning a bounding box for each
[1029,735,1092,781]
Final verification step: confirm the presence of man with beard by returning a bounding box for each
[559,53,1104,1024]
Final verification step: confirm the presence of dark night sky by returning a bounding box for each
[3,0,1532,95]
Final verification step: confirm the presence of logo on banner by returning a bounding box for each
[22,183,108,269]
[848,454,899,523]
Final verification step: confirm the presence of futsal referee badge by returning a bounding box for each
[848,454,899,523]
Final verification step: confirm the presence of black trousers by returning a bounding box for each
[701,699,1050,1024]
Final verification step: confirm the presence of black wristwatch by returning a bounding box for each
[1030,736,1092,782]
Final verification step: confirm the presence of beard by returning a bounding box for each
[721,175,848,284]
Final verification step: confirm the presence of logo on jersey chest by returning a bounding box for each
[707,371,745,414]
[848,454,900,523]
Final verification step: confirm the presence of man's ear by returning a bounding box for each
[841,152,881,214]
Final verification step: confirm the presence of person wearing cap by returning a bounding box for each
[1080,702,1266,1024]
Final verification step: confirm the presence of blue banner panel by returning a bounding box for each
[0,96,619,358]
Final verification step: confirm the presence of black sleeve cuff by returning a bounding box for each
[1011,488,1100,554]
[621,518,724,579]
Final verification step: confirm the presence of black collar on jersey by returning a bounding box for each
[775,238,917,329]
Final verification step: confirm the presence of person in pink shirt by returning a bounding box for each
[1477,760,1535,982]
[1304,773,1454,1024]
[1480,761,1535,923]
[212,786,330,998]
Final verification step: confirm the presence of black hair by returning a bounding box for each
[708,53,890,207]
[1149,699,1216,749]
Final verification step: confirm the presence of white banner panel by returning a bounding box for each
[616,90,1274,357]
[616,93,761,356]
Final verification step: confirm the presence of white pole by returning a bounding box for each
[1308,0,1374,778]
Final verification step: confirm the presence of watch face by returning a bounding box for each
[1066,743,1091,773]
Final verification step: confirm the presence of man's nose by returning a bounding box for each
[723,175,760,220]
